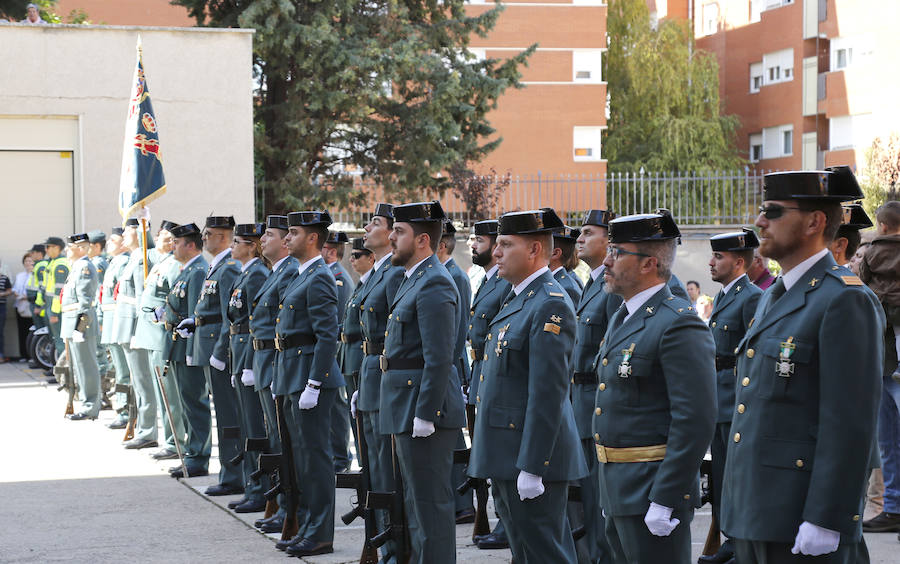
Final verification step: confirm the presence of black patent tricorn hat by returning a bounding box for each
[287,211,333,228]
[498,208,565,235]
[67,233,90,245]
[763,167,863,202]
[472,220,499,237]
[326,231,349,244]
[710,228,760,252]
[235,223,265,238]
[608,209,681,243]
[553,225,581,242]
[582,209,616,228]
[840,203,873,230]
[206,216,236,229]
[373,203,394,220]
[393,201,446,223]
[160,220,179,233]
[351,237,371,253]
[170,223,201,238]
[266,215,289,230]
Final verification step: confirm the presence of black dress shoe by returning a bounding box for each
[276,533,303,551]
[286,538,334,557]
[255,514,280,528]
[205,483,244,496]
[123,438,158,450]
[234,498,267,513]
[476,532,509,549]
[67,412,97,421]
[106,416,128,429]
[168,466,208,478]
[259,517,285,533]
[863,511,900,532]
[455,507,476,524]
[151,448,178,460]
[228,497,249,509]
[698,545,735,564]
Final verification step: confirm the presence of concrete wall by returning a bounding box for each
[0,23,255,357]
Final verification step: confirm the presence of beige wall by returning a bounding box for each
[0,23,255,357]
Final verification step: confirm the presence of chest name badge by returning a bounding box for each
[776,336,795,378]
[618,343,636,378]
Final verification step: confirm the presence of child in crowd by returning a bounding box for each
[860,201,900,380]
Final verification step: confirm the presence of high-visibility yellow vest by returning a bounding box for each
[28,258,48,305]
[42,257,70,315]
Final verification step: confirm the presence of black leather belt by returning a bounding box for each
[363,340,384,356]
[715,356,736,371]
[252,338,275,351]
[196,314,222,327]
[275,333,316,351]
[229,322,250,335]
[379,355,425,371]
[341,332,363,344]
[573,371,598,385]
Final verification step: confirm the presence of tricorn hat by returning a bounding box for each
[582,209,616,228]
[287,211,333,228]
[840,203,873,230]
[393,201,446,223]
[763,167,863,202]
[266,215,289,230]
[67,233,90,245]
[608,209,681,243]
[170,223,201,238]
[710,228,760,252]
[472,220,499,237]
[553,225,581,242]
[326,231,349,245]
[206,216,236,229]
[235,223,265,238]
[498,208,565,235]
[351,237,371,253]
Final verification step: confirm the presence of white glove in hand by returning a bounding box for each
[516,470,545,500]
[350,390,359,418]
[153,306,166,323]
[412,417,435,438]
[644,502,679,536]
[241,369,255,387]
[230,374,236,388]
[130,336,139,349]
[72,331,85,343]
[186,355,194,366]
[461,385,468,404]
[175,318,195,339]
[298,380,321,409]
[791,521,840,556]
[209,355,226,372]
[134,206,151,221]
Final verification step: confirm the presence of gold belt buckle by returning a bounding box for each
[274,336,284,352]
[340,332,347,343]
[596,444,608,464]
[379,355,388,371]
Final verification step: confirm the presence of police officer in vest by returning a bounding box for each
[101,227,132,429]
[62,234,102,420]
[166,223,211,478]
[27,244,48,337]
[468,208,586,563]
[248,215,298,533]
[552,225,584,304]
[721,168,884,562]
[40,236,69,362]
[275,210,343,557]
[381,200,465,564]
[702,228,763,564]
[593,210,716,563]
[571,209,618,564]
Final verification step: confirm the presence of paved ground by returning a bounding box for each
[0,360,896,563]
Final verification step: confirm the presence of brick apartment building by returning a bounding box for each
[651,0,900,171]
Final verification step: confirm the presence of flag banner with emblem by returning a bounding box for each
[118,38,166,220]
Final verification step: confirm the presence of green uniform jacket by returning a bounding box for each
[593,286,716,516]
[113,251,153,345]
[273,257,344,395]
[466,270,511,404]
[90,254,108,319]
[572,270,622,439]
[100,252,130,345]
[133,252,180,351]
[249,256,298,390]
[191,252,240,368]
[667,273,689,301]
[357,256,405,412]
[708,274,761,423]
[444,257,472,386]
[469,271,587,481]
[379,254,465,434]
[554,267,582,306]
[226,259,269,374]
[164,255,209,362]
[721,255,884,543]
[60,257,99,339]
[338,277,367,377]
[330,260,354,332]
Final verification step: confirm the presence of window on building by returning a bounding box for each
[835,48,852,69]
[783,129,793,155]
[829,114,874,150]
[749,134,763,162]
[573,50,603,83]
[831,36,873,71]
[702,3,719,36]
[762,124,793,158]
[763,48,794,86]
[573,127,603,162]
[750,62,763,93]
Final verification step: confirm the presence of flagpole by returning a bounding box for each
[140,210,149,279]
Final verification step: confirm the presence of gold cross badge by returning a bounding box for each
[550,315,562,323]
[809,278,818,287]
[645,306,654,314]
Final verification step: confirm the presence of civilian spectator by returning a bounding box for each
[747,248,775,290]
[686,280,701,310]
[12,253,35,361]
[23,3,46,24]
[850,242,870,276]
[0,266,11,363]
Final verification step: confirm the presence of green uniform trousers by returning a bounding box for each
[108,343,130,414]
[570,438,611,564]
[394,428,457,564]
[452,428,472,512]
[123,344,157,441]
[69,335,101,417]
[234,378,267,502]
[330,385,352,470]
[172,361,211,471]
[733,538,869,564]
[258,386,286,519]
[361,409,398,564]
[205,365,242,489]
[280,393,310,527]
[494,479,577,564]
[605,512,693,564]
[150,350,185,452]
[289,388,337,543]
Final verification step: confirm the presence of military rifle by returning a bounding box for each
[269,395,300,540]
[455,397,491,542]
[116,383,137,442]
[699,454,721,556]
[335,412,378,564]
[366,436,411,563]
[154,330,189,478]
[253,452,281,519]
[57,339,75,416]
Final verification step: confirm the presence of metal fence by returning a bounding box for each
[329,169,767,230]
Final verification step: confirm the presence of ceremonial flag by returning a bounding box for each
[119,37,166,220]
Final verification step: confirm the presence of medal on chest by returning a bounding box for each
[776,336,795,378]
[494,323,510,357]
[618,343,636,378]
[230,288,243,309]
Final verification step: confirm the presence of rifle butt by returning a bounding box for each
[123,419,136,442]
[359,541,379,564]
[263,499,279,519]
[281,514,299,541]
[64,400,74,416]
[702,515,722,556]
[472,484,491,539]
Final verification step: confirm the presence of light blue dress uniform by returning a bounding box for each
[61,256,101,417]
[329,259,355,470]
[100,251,131,414]
[90,253,109,375]
[554,267,583,306]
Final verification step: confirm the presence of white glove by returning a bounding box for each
[350,390,359,418]
[72,331,85,343]
[230,374,236,388]
[298,380,321,409]
[176,318,195,338]
[644,502,679,536]
[186,355,194,366]
[134,206,151,221]
[241,369,255,386]
[130,336,139,349]
[516,470,545,500]
[209,355,226,372]
[791,521,840,556]
[412,416,435,438]
[461,385,468,404]
[153,306,166,323]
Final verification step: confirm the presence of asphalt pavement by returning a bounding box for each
[0,361,896,563]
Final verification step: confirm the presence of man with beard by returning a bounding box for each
[721,168,884,562]
[593,210,716,563]
[701,228,762,564]
[381,201,465,563]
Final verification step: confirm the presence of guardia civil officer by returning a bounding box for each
[570,209,619,564]
[468,208,586,563]
[437,218,476,523]
[100,228,131,429]
[323,230,354,472]
[702,228,762,564]
[87,230,110,381]
[61,234,102,420]
[178,216,243,494]
[721,168,884,562]
[829,203,872,267]
[465,218,513,550]
[248,215,298,532]
[274,210,343,557]
[552,225,584,304]
[225,223,270,514]
[381,200,465,564]
[593,210,716,563]
[166,223,211,478]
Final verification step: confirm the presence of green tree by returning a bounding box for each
[604,0,742,173]
[174,0,532,216]
[860,133,900,217]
